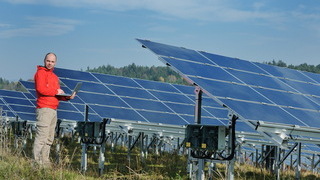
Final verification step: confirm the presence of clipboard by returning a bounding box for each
[56,82,82,97]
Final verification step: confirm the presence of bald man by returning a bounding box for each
[33,52,75,167]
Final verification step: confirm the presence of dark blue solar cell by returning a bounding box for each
[2,97,34,106]
[179,114,194,124]
[226,69,296,91]
[202,97,223,108]
[87,114,103,122]
[164,102,194,115]
[58,101,79,111]
[137,39,212,64]
[89,105,146,122]
[162,57,241,83]
[72,103,91,112]
[234,121,257,133]
[54,68,98,82]
[67,96,83,104]
[286,109,320,128]
[0,89,25,98]
[254,88,320,110]
[137,110,189,125]
[20,80,35,89]
[17,113,36,121]
[171,84,194,95]
[6,111,16,118]
[0,104,11,112]
[10,105,35,114]
[107,85,157,100]
[61,79,113,94]
[93,73,140,88]
[57,110,84,121]
[221,99,307,126]
[188,77,270,104]
[301,71,320,84]
[26,90,37,98]
[200,117,226,126]
[0,98,6,104]
[23,92,35,99]
[202,107,228,119]
[30,100,37,106]
[77,92,129,108]
[149,91,194,104]
[133,78,180,93]
[121,97,172,112]
[201,52,266,74]
[253,62,313,82]
[280,79,320,97]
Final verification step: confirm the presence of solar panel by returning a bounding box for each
[136,39,320,144]
[0,89,36,121]
[53,67,258,133]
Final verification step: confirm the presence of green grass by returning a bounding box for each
[1,135,320,179]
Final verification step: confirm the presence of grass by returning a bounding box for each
[1,135,320,179]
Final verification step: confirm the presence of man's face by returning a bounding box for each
[44,54,56,69]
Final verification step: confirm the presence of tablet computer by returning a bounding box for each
[56,82,82,97]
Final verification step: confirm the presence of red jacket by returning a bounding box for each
[34,66,67,109]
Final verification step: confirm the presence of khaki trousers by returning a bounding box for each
[33,108,57,165]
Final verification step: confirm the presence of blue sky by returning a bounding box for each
[0,0,320,81]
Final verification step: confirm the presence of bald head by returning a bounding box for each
[44,52,57,70]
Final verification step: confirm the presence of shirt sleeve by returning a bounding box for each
[34,70,58,96]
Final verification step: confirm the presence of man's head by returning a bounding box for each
[44,52,57,70]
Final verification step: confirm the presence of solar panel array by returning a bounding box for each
[13,68,272,149]
[136,39,320,130]
[53,68,238,126]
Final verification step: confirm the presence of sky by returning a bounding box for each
[0,0,320,81]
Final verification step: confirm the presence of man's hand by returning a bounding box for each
[69,92,76,99]
[57,89,64,94]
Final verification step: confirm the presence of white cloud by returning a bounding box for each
[2,0,285,22]
[3,0,320,29]
[0,16,81,38]
[0,23,12,28]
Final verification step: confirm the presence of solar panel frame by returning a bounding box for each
[136,38,320,146]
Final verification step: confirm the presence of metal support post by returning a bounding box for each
[311,154,315,174]
[99,143,106,176]
[145,134,148,158]
[194,86,205,180]
[275,146,281,180]
[194,86,202,124]
[140,132,146,163]
[56,141,60,164]
[227,127,235,180]
[111,132,115,152]
[295,142,301,180]
[81,143,88,173]
[255,149,259,167]
[127,135,132,164]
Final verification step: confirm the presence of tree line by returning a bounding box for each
[1,61,320,91]
[86,63,187,84]
[266,60,320,74]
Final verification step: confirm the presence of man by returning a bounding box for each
[33,52,75,167]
